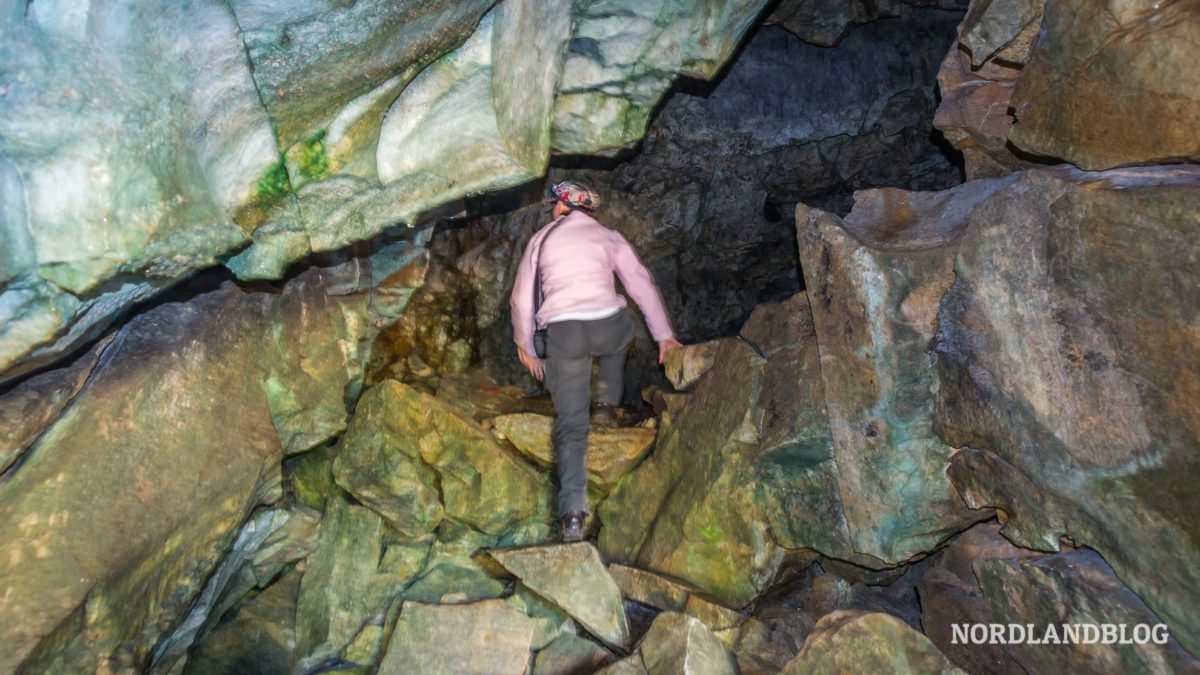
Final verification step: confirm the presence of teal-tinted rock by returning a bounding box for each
[779,611,962,675]
[551,0,769,154]
[533,633,612,675]
[795,186,987,564]
[378,600,536,675]
[489,543,630,650]
[295,498,386,667]
[596,655,649,675]
[932,165,1200,655]
[640,612,737,675]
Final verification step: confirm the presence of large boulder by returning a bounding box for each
[795,181,1001,565]
[932,165,1200,654]
[0,264,377,673]
[1009,0,1200,169]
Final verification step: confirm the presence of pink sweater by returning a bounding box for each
[510,211,675,354]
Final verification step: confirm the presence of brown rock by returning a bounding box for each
[1010,0,1200,168]
[663,339,723,391]
[491,413,656,493]
[780,611,962,674]
[932,165,1200,654]
[609,564,697,612]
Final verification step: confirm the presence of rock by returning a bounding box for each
[331,394,444,538]
[781,610,962,674]
[663,340,723,390]
[378,599,536,675]
[348,380,553,536]
[0,334,107,475]
[958,0,1044,67]
[931,165,1200,654]
[533,634,613,675]
[609,564,697,613]
[765,0,900,46]
[728,617,810,675]
[295,498,387,667]
[0,265,375,673]
[1009,0,1200,169]
[796,186,991,566]
[973,550,1199,674]
[152,507,321,671]
[229,0,494,151]
[550,0,768,154]
[739,293,815,356]
[596,655,649,675]
[489,543,631,650]
[639,612,737,675]
[916,523,1042,674]
[506,585,577,651]
[399,540,507,606]
[684,596,745,634]
[286,444,338,512]
[182,569,302,675]
[605,338,786,606]
[491,413,656,492]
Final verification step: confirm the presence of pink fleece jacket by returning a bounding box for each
[510,210,675,354]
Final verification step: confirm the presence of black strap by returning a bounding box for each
[532,215,568,318]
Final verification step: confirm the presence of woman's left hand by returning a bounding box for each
[518,346,546,381]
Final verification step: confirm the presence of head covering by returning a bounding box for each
[546,180,600,211]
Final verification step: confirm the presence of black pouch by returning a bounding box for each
[533,327,548,359]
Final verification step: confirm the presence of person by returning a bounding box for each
[510,180,682,542]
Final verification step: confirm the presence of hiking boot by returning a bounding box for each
[590,403,618,427]
[560,512,586,542]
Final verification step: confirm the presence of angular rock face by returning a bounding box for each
[1009,0,1200,169]
[349,380,553,535]
[0,265,376,672]
[491,413,656,493]
[295,498,386,667]
[935,0,1199,174]
[639,612,737,675]
[795,182,997,565]
[0,0,768,379]
[920,524,1199,674]
[932,165,1200,654]
[780,610,963,674]
[378,599,536,675]
[489,543,631,650]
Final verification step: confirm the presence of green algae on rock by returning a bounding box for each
[639,612,737,675]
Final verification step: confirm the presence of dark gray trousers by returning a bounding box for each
[544,309,635,515]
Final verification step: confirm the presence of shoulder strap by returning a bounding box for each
[533,215,569,315]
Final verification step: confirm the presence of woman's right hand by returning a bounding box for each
[658,336,683,364]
